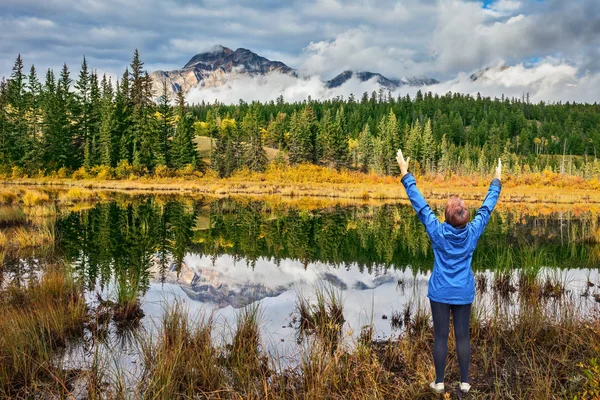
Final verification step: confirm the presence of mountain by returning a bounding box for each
[150,45,296,95]
[469,65,511,81]
[150,45,439,97]
[326,71,438,89]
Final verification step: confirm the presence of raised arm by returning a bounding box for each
[397,149,440,238]
[470,158,502,239]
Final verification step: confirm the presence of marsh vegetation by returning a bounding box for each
[0,191,599,398]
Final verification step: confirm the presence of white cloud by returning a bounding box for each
[186,72,393,104]
[185,60,600,105]
[299,29,421,79]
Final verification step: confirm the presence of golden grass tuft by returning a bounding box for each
[59,187,96,202]
[11,225,55,249]
[22,190,51,206]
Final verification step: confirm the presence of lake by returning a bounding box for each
[1,195,599,378]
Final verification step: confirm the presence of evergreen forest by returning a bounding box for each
[2,51,600,180]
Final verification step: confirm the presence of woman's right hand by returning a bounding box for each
[495,158,502,181]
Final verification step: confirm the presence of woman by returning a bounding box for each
[396,149,502,394]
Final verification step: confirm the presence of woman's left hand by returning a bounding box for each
[396,149,410,177]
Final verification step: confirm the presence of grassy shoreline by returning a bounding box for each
[1,267,599,399]
[3,167,600,206]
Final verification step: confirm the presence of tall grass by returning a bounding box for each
[140,302,226,399]
[296,284,345,351]
[0,205,26,226]
[22,190,51,206]
[0,267,87,398]
[0,266,598,398]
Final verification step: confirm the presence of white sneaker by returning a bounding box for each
[429,381,444,393]
[460,382,471,393]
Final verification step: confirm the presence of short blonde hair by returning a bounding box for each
[445,195,468,228]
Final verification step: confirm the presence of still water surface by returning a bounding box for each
[2,196,600,367]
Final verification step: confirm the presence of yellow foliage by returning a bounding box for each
[72,167,87,180]
[11,166,25,179]
[91,165,114,180]
[154,165,174,178]
[220,118,236,131]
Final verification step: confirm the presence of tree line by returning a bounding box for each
[194,91,600,178]
[1,51,600,179]
[0,51,199,177]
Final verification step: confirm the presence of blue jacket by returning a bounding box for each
[401,173,502,304]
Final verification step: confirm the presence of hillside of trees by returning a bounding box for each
[1,51,600,180]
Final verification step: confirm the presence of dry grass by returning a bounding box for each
[5,164,600,205]
[0,267,87,398]
[129,284,600,399]
[10,225,55,249]
[22,190,50,206]
[0,269,598,399]
[58,187,96,203]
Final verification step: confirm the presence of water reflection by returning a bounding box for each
[1,197,599,341]
[53,198,600,288]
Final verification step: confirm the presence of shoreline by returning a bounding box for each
[2,175,600,206]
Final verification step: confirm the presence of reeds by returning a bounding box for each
[296,284,345,351]
[140,302,226,399]
[0,267,87,398]
[59,187,97,203]
[0,262,598,398]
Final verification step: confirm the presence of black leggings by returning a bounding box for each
[430,299,471,383]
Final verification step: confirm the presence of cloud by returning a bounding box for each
[186,72,385,104]
[185,59,600,106]
[299,29,422,79]
[0,0,599,106]
[425,61,600,104]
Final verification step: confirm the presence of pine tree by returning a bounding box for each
[212,117,238,177]
[25,64,43,170]
[406,120,421,169]
[6,54,26,165]
[318,109,333,165]
[115,69,132,163]
[129,50,154,169]
[331,106,349,170]
[383,109,399,175]
[267,112,287,149]
[171,90,199,170]
[88,71,101,167]
[242,106,267,172]
[374,115,388,175]
[75,56,91,169]
[421,119,435,172]
[58,63,77,169]
[99,75,114,166]
[288,109,314,165]
[357,123,373,173]
[0,79,8,167]
[477,147,487,175]
[439,133,451,174]
[155,81,173,167]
